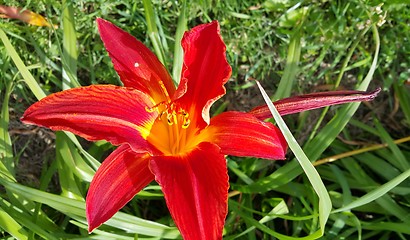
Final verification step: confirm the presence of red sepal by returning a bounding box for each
[87,145,154,232]
[150,142,228,240]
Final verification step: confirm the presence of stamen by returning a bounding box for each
[158,80,170,99]
[145,101,167,113]
[167,113,174,125]
[182,118,191,129]
[181,111,190,129]
[148,101,191,128]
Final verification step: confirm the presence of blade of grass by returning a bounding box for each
[171,0,187,85]
[56,132,86,200]
[0,206,28,240]
[1,27,100,172]
[273,30,301,100]
[227,199,289,239]
[0,28,46,100]
[0,79,14,176]
[0,178,180,238]
[333,167,410,214]
[0,198,60,240]
[326,166,353,239]
[373,119,409,171]
[256,81,331,236]
[394,83,410,125]
[142,0,167,66]
[233,208,322,240]
[55,132,95,182]
[339,157,409,220]
[61,0,80,89]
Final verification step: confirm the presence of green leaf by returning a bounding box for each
[0,179,180,238]
[0,28,46,100]
[171,0,187,85]
[0,206,28,240]
[0,79,14,176]
[142,0,167,66]
[333,167,410,214]
[274,30,301,100]
[256,81,332,237]
[62,0,80,89]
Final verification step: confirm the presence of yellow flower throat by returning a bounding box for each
[145,100,203,156]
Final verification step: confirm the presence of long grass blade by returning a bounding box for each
[0,80,14,176]
[61,0,80,89]
[171,0,187,84]
[333,167,410,213]
[0,178,180,238]
[256,81,332,236]
[0,206,28,240]
[273,30,301,100]
[142,0,167,66]
[0,28,46,100]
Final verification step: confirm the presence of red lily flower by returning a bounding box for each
[21,18,379,239]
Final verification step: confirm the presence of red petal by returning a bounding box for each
[150,142,228,240]
[97,18,175,103]
[21,85,156,153]
[207,111,287,160]
[87,144,154,232]
[250,88,381,120]
[174,21,232,128]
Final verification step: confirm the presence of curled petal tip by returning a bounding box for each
[367,87,382,100]
[250,87,382,120]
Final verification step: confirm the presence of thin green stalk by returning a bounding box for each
[172,0,187,85]
[273,30,302,100]
[0,79,14,176]
[0,28,46,100]
[62,0,80,89]
[142,0,167,66]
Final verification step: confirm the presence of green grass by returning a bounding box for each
[1,0,409,239]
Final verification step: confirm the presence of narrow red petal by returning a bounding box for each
[150,142,228,240]
[21,85,156,153]
[207,111,287,160]
[174,21,232,128]
[97,18,175,103]
[87,145,154,232]
[250,88,381,120]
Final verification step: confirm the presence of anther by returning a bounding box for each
[167,113,174,125]
[182,118,191,129]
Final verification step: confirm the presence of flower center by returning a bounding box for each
[145,101,202,156]
[146,102,191,129]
